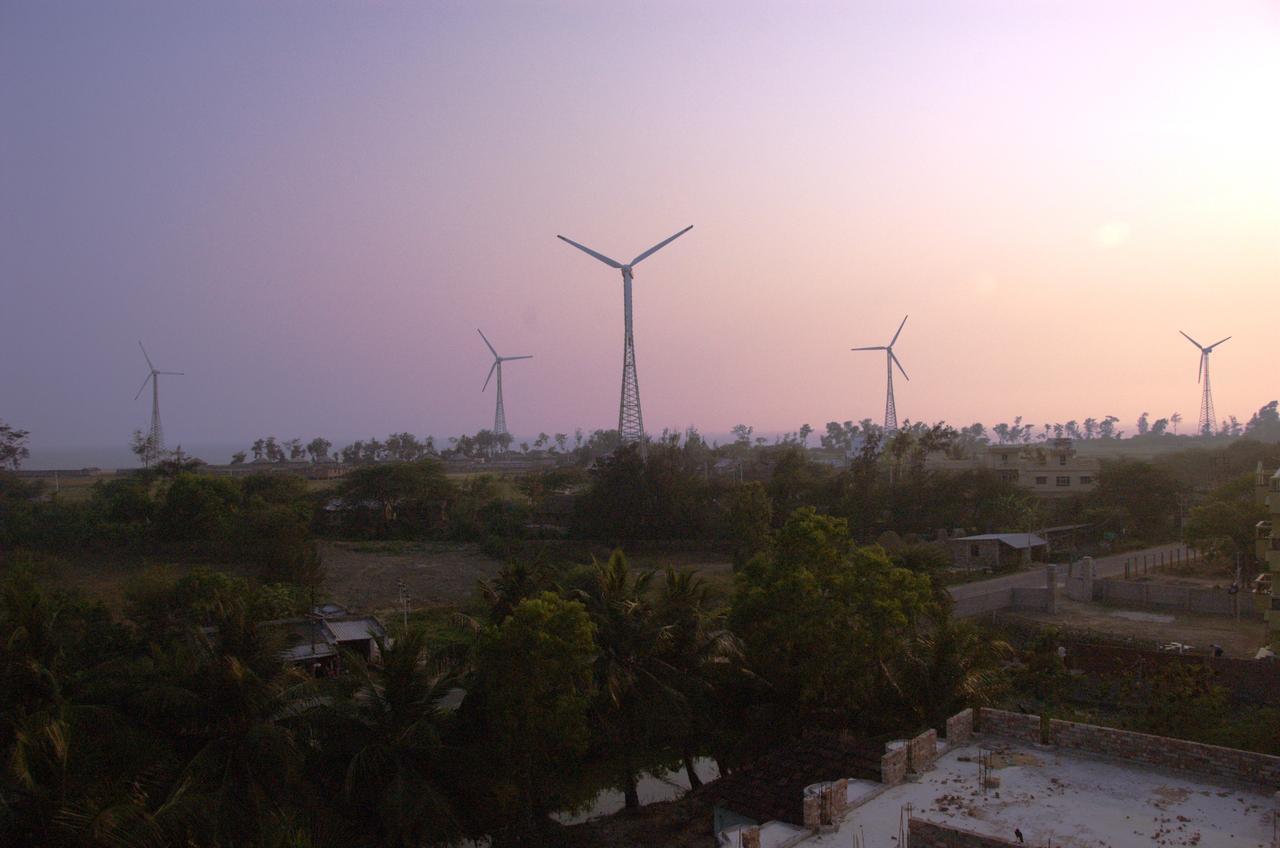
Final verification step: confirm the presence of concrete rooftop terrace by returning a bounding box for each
[806,739,1274,848]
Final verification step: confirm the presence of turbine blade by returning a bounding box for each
[502,355,533,361]
[477,328,498,357]
[557,235,623,269]
[138,340,155,371]
[889,314,909,347]
[134,373,152,400]
[1207,335,1231,350]
[482,361,497,392]
[158,371,184,376]
[630,225,693,266]
[1198,352,1204,384]
[891,350,910,381]
[851,346,886,351]
[1179,330,1203,350]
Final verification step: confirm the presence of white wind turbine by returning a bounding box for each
[1179,330,1230,437]
[557,225,693,446]
[852,315,909,432]
[134,341,183,466]
[478,329,531,440]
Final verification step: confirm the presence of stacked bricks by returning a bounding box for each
[881,743,908,785]
[979,708,1280,787]
[908,728,939,773]
[945,708,974,746]
[908,819,1024,848]
[801,779,849,832]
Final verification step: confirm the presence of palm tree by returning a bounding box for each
[1171,412,1183,435]
[656,568,741,789]
[883,618,1011,727]
[575,551,674,809]
[141,602,313,847]
[315,627,461,848]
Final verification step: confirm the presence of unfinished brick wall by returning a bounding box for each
[979,708,1280,787]
[908,728,939,773]
[802,780,847,831]
[1049,719,1280,786]
[945,708,973,746]
[908,819,1024,847]
[881,743,907,785]
[975,708,1041,744]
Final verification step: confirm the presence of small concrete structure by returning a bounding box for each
[950,533,1049,571]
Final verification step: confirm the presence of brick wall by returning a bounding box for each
[975,708,1040,744]
[946,709,974,746]
[908,819,1023,848]
[881,743,907,785]
[908,728,939,773]
[978,708,1280,787]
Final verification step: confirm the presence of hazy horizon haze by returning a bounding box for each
[3,1,1277,461]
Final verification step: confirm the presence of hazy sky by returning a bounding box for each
[3,1,1278,459]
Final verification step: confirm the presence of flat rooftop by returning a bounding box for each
[805,738,1274,848]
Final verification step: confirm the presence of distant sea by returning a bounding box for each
[24,443,246,471]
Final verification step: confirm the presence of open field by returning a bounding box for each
[319,540,737,615]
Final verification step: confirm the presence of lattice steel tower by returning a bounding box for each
[478,329,531,440]
[1180,330,1230,436]
[134,341,183,466]
[852,315,910,432]
[557,225,692,446]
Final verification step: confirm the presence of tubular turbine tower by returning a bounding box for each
[852,315,910,432]
[1180,330,1230,436]
[478,329,532,439]
[557,225,692,446]
[134,341,183,466]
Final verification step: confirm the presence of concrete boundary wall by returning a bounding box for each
[979,708,1280,787]
[952,566,1058,619]
[908,818,1023,847]
[1093,577,1255,619]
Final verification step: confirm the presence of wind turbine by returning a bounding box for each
[557,225,692,447]
[134,341,183,466]
[852,315,910,432]
[1179,330,1230,437]
[478,329,531,440]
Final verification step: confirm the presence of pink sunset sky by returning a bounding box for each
[2,1,1277,458]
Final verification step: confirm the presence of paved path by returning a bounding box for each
[948,542,1191,602]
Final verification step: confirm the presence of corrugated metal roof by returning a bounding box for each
[324,618,384,643]
[956,533,1048,548]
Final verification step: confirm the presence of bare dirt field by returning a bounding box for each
[1002,597,1268,657]
[319,541,508,613]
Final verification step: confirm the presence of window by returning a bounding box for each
[1079,475,1093,485]
[1035,476,1048,485]
[970,544,981,557]
[1056,476,1071,487]
[1000,453,1009,463]
[1058,455,1067,465]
